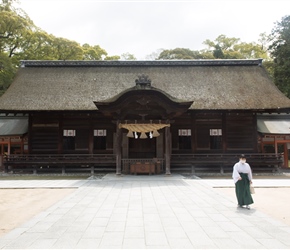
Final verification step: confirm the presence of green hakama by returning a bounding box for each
[235,173,254,206]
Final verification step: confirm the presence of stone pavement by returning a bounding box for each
[1,174,290,249]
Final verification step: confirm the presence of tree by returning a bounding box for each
[0,0,18,11]
[157,48,208,60]
[82,43,107,60]
[203,34,268,59]
[268,15,290,97]
[121,52,136,60]
[203,35,241,59]
[50,37,83,60]
[16,30,56,60]
[0,10,35,57]
[104,55,120,60]
[145,49,163,60]
[0,52,15,95]
[0,0,124,96]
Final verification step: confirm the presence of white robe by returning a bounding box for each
[232,161,253,183]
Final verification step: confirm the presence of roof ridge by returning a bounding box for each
[20,59,263,68]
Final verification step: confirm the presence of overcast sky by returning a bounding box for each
[18,0,290,59]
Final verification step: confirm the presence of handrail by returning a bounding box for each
[4,153,283,167]
[4,154,116,165]
[171,153,282,159]
[171,153,283,166]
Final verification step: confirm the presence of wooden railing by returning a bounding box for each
[171,153,282,164]
[2,153,283,174]
[171,153,283,173]
[3,154,117,174]
[4,154,116,168]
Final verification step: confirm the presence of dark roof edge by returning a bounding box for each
[20,59,263,68]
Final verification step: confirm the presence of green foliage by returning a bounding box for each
[158,48,212,60]
[104,55,121,60]
[203,34,269,59]
[157,35,269,61]
[52,37,83,60]
[0,52,15,95]
[16,30,56,60]
[0,0,18,11]
[0,10,35,57]
[262,60,275,79]
[269,15,290,97]
[82,43,107,60]
[121,52,136,60]
[0,0,117,94]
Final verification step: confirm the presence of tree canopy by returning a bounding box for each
[158,48,210,60]
[157,34,269,61]
[269,15,290,97]
[0,0,120,94]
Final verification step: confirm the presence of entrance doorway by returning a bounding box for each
[129,135,156,158]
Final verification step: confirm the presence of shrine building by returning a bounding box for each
[0,59,290,174]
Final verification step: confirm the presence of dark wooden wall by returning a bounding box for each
[29,114,59,153]
[29,111,258,155]
[225,113,257,152]
[29,112,114,154]
[171,111,257,154]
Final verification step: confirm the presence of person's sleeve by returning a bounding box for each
[247,164,253,181]
[232,163,240,183]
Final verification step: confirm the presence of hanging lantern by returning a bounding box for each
[127,130,134,138]
[152,130,160,137]
[140,132,147,139]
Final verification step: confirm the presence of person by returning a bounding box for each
[232,154,254,209]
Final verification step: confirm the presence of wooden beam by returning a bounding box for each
[118,120,172,124]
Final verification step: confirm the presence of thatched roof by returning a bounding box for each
[0,59,290,111]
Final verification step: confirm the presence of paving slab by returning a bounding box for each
[1,174,290,249]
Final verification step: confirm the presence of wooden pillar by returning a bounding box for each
[7,138,11,155]
[122,133,129,159]
[88,117,94,154]
[283,143,288,168]
[58,114,63,154]
[116,121,122,175]
[20,137,24,154]
[274,136,278,154]
[165,125,171,175]
[191,113,196,152]
[28,114,33,154]
[156,132,163,158]
[252,113,258,152]
[222,112,227,153]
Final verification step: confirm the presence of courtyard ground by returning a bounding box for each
[1,173,290,249]
[1,174,290,236]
